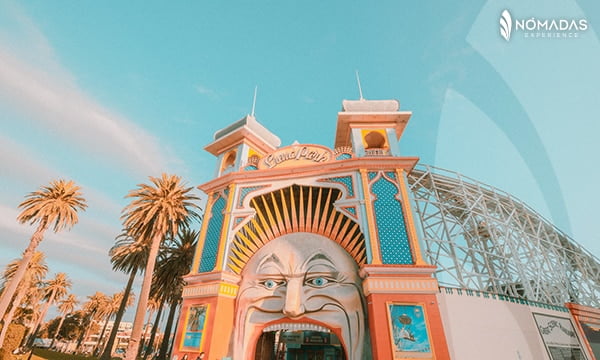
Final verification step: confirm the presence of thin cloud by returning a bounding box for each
[195,84,220,99]
[0,50,167,176]
[0,4,175,178]
[0,134,59,182]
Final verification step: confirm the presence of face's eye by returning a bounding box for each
[306,276,330,287]
[260,279,284,289]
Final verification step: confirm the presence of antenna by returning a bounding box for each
[355,70,364,100]
[251,86,258,117]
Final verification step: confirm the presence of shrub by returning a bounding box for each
[0,348,11,360]
[1,323,26,354]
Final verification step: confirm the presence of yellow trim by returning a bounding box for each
[179,304,210,351]
[218,283,239,297]
[397,169,426,265]
[385,301,435,360]
[214,184,237,271]
[192,193,217,273]
[360,169,382,264]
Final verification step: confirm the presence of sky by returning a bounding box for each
[0,0,598,322]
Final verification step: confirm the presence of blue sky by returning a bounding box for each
[0,0,598,320]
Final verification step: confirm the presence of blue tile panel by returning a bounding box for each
[322,176,355,198]
[369,171,396,181]
[336,153,352,160]
[371,175,413,264]
[198,195,226,272]
[238,185,268,207]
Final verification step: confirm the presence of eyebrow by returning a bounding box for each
[256,253,284,273]
[302,252,336,269]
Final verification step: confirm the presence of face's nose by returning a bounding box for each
[283,277,305,318]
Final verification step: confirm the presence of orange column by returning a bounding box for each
[173,273,240,360]
[362,265,450,360]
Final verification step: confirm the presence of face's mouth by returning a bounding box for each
[251,318,348,359]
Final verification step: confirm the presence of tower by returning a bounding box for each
[172,98,450,360]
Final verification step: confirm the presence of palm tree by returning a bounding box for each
[0,180,86,319]
[155,229,198,360]
[26,272,71,347]
[121,174,200,360]
[0,251,48,347]
[100,235,147,360]
[50,294,78,348]
[95,291,133,355]
[76,292,109,352]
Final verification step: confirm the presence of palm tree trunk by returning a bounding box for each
[0,282,28,347]
[100,270,136,360]
[94,317,110,355]
[142,298,165,360]
[0,221,47,319]
[157,299,178,360]
[49,314,66,348]
[76,310,96,353]
[125,233,162,360]
[25,290,55,348]
[28,291,56,344]
[140,307,156,358]
[165,304,181,360]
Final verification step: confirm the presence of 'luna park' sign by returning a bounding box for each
[259,144,333,169]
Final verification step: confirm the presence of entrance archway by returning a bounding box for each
[255,330,346,360]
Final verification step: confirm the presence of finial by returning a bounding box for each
[355,70,364,100]
[251,86,258,117]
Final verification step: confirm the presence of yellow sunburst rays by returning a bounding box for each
[228,185,367,274]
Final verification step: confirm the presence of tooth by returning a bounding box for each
[262,323,330,333]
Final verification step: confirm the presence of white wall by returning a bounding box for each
[436,288,590,360]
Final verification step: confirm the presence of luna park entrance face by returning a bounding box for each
[233,233,367,360]
[255,330,346,360]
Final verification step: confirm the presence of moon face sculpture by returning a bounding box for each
[233,232,367,360]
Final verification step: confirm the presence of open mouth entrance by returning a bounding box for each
[255,330,346,360]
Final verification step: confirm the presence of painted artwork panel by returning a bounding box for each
[387,303,432,359]
[533,313,587,360]
[183,305,208,349]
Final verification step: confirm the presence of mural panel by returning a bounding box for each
[533,313,586,360]
[182,305,209,350]
[387,303,432,359]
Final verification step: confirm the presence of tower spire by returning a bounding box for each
[251,85,258,117]
[355,70,364,100]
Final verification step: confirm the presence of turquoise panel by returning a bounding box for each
[322,176,355,197]
[335,153,352,160]
[198,195,226,272]
[372,176,413,264]
[238,185,267,207]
